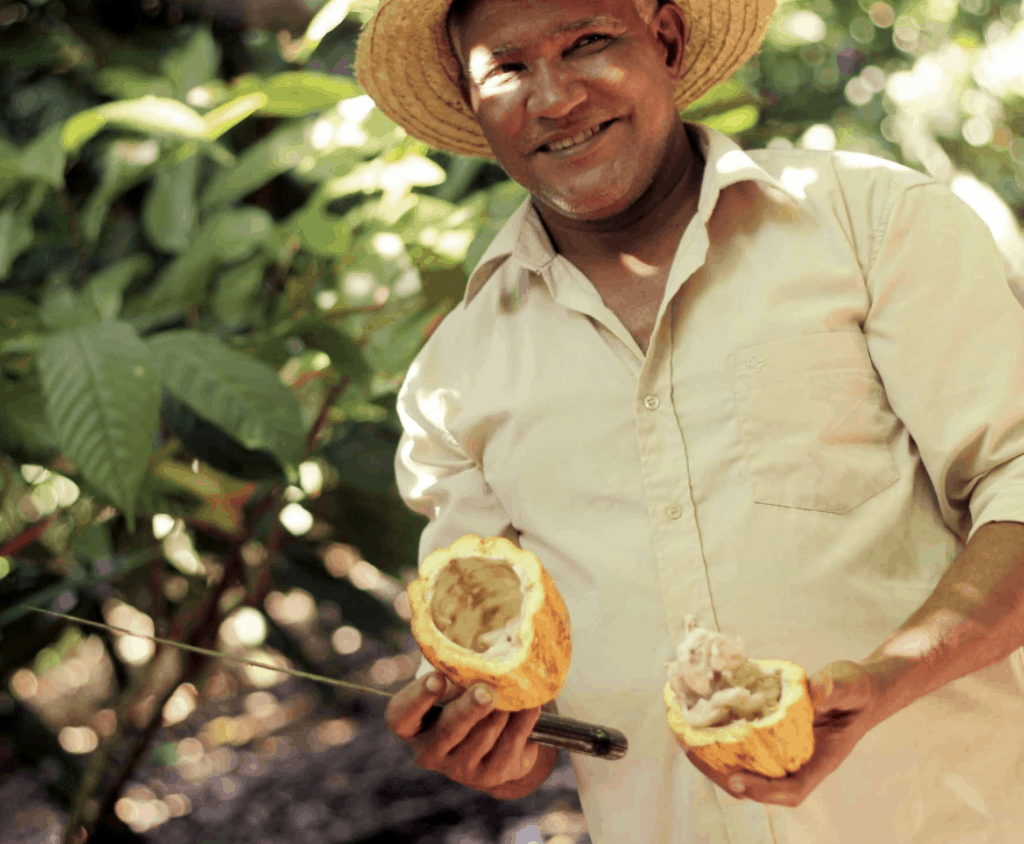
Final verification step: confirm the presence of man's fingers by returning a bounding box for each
[420,683,500,762]
[478,705,543,777]
[386,673,460,739]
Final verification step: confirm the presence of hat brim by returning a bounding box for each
[355,0,778,160]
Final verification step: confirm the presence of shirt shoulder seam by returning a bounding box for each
[869,179,937,277]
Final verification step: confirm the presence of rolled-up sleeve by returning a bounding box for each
[863,180,1024,544]
[394,333,518,677]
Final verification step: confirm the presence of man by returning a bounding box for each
[354,0,1024,840]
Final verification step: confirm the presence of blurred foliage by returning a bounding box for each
[0,0,1021,837]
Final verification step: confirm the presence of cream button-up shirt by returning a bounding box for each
[395,122,1024,843]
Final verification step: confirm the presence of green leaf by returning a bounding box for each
[205,206,276,263]
[136,460,206,516]
[365,300,449,376]
[161,26,221,100]
[79,139,161,244]
[198,121,306,211]
[142,152,199,254]
[0,139,23,202]
[18,124,66,189]
[212,255,268,328]
[70,523,114,563]
[401,197,478,263]
[37,323,162,532]
[323,423,399,496]
[289,0,357,64]
[259,72,362,117]
[283,199,352,256]
[60,108,108,154]
[0,201,35,281]
[462,182,527,275]
[0,294,42,339]
[83,254,153,321]
[132,251,214,315]
[151,742,178,767]
[64,98,207,154]
[146,330,306,474]
[0,547,160,628]
[680,78,748,114]
[486,178,530,219]
[700,105,760,136]
[92,67,175,100]
[284,315,373,387]
[324,155,446,204]
[202,92,269,140]
[433,156,487,204]
[137,207,274,310]
[100,97,207,139]
[159,392,285,482]
[0,376,60,460]
[40,286,103,330]
[198,139,236,168]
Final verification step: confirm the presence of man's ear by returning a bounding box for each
[445,16,470,109]
[457,67,473,111]
[654,2,687,78]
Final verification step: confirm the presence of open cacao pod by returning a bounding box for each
[406,534,571,711]
[664,659,815,778]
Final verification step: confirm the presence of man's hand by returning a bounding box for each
[683,660,882,807]
[385,671,549,796]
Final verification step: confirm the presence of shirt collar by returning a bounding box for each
[462,122,800,307]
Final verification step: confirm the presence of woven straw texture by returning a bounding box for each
[355,0,778,159]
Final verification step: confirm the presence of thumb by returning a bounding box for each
[807,670,835,712]
[807,661,864,712]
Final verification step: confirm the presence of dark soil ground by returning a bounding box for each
[0,635,594,844]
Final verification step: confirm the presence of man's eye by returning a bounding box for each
[487,62,522,80]
[573,34,611,50]
[483,35,610,81]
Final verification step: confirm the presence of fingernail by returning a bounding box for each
[729,777,745,793]
[811,672,833,696]
[474,685,493,705]
[425,675,442,693]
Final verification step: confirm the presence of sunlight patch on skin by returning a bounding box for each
[879,610,963,659]
[468,45,521,99]
[953,581,983,603]
[602,65,625,82]
[620,253,660,275]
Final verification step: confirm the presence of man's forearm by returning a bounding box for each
[862,520,1024,729]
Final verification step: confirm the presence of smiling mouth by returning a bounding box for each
[537,119,617,154]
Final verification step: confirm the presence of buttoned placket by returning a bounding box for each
[632,223,777,844]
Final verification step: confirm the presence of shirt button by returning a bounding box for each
[665,504,682,519]
[643,395,660,410]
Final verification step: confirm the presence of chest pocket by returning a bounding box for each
[730,332,900,514]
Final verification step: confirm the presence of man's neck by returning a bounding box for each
[534,122,705,272]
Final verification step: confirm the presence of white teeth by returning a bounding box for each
[545,122,606,152]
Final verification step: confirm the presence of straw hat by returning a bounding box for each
[354,0,779,160]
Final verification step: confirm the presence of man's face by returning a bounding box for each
[450,0,686,222]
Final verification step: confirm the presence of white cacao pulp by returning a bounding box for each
[666,615,783,728]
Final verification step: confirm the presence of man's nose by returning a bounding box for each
[527,61,587,120]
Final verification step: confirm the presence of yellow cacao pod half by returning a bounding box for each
[664,659,815,778]
[407,534,571,711]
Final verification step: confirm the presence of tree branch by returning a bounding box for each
[73,370,351,840]
[0,516,54,556]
